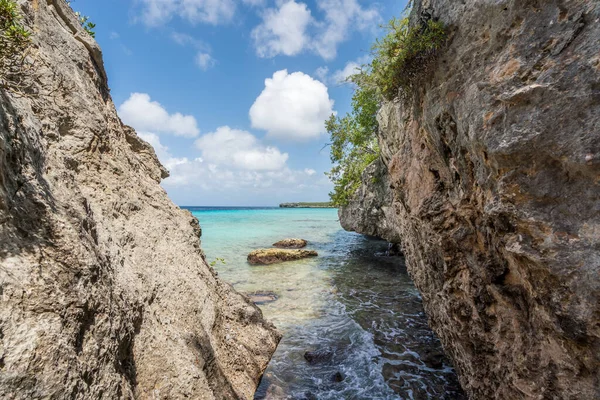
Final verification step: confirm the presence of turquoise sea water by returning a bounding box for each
[187,207,465,400]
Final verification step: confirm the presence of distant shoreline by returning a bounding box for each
[279,202,336,208]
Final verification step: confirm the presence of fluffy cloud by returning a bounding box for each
[138,132,191,171]
[120,97,329,204]
[195,126,288,171]
[118,93,200,138]
[137,0,236,26]
[251,1,312,58]
[249,70,334,140]
[313,0,379,60]
[251,0,379,60]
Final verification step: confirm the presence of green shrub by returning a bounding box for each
[75,12,96,38]
[67,1,96,38]
[327,14,447,205]
[0,0,31,81]
[370,17,447,101]
[326,79,380,207]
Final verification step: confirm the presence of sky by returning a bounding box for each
[72,0,408,206]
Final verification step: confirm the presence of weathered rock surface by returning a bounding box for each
[341,1,600,399]
[0,1,280,399]
[339,159,402,243]
[273,238,308,249]
[247,249,318,265]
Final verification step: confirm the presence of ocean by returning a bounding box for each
[186,207,464,400]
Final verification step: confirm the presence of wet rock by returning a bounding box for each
[273,238,308,249]
[248,249,318,265]
[303,348,334,364]
[301,392,318,400]
[265,384,286,400]
[332,371,345,382]
[245,291,279,305]
[421,349,446,370]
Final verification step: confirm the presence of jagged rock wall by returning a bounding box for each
[338,159,402,243]
[340,0,600,398]
[0,1,280,399]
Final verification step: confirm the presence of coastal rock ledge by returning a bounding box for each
[340,1,600,399]
[0,1,280,399]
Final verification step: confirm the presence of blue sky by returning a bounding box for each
[73,0,407,206]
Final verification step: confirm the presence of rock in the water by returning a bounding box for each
[304,348,334,364]
[273,238,308,249]
[339,1,600,398]
[245,291,279,305]
[332,371,345,382]
[0,1,280,399]
[248,249,318,265]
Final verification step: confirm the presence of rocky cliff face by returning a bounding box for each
[341,0,600,398]
[0,1,280,399]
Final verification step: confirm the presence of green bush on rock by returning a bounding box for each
[370,17,447,101]
[0,0,31,83]
[327,14,447,206]
[326,80,380,207]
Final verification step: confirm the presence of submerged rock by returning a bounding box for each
[248,249,318,265]
[273,238,308,249]
[303,348,334,364]
[245,291,279,305]
[332,371,345,382]
[0,1,280,398]
[339,1,600,398]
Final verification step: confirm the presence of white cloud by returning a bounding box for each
[138,132,191,171]
[249,70,334,140]
[118,93,200,138]
[241,0,265,6]
[313,0,379,60]
[109,31,120,39]
[331,61,362,83]
[314,55,370,85]
[170,32,216,71]
[137,0,236,26]
[195,126,288,171]
[251,0,379,60]
[252,1,313,58]
[314,66,329,83]
[195,52,216,70]
[123,97,331,204]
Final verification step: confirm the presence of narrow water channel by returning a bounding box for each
[189,207,465,399]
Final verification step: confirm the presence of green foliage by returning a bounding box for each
[0,0,31,80]
[209,258,226,267]
[67,1,96,38]
[369,17,447,100]
[326,80,380,207]
[326,14,447,206]
[75,12,96,38]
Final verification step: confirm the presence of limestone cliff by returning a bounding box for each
[0,1,280,398]
[341,0,600,398]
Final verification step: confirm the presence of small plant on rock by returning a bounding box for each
[0,0,31,84]
[370,17,447,101]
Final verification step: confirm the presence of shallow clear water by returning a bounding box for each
[188,207,465,400]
